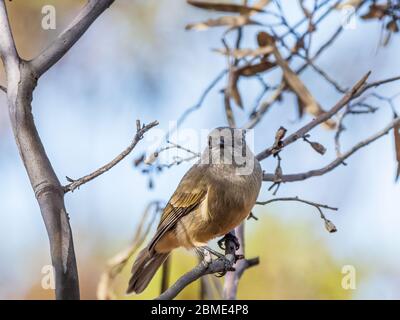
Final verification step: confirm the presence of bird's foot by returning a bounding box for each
[197,245,243,277]
[197,246,224,267]
[217,232,240,251]
[202,249,212,268]
[215,256,238,277]
[203,246,225,259]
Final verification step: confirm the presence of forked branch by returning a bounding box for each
[263,116,400,183]
[31,0,115,77]
[64,120,159,193]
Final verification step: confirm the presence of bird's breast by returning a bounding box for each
[173,166,262,248]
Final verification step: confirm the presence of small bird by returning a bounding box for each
[127,127,262,294]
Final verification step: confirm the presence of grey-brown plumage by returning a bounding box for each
[127,127,262,294]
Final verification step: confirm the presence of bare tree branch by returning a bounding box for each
[145,0,400,301]
[243,1,368,130]
[156,236,240,300]
[0,0,119,300]
[0,0,19,85]
[257,196,338,232]
[256,72,400,161]
[156,259,230,300]
[363,75,400,91]
[1,0,81,300]
[263,116,400,182]
[31,0,114,77]
[244,27,345,128]
[222,223,259,299]
[64,120,158,193]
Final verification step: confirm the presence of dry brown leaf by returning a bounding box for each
[213,46,273,59]
[257,31,274,47]
[296,94,305,118]
[382,30,392,47]
[185,15,259,31]
[256,32,274,60]
[270,36,335,128]
[309,141,327,155]
[227,71,243,108]
[187,0,265,14]
[226,61,275,109]
[252,0,271,11]
[273,126,287,148]
[387,19,399,33]
[394,120,400,181]
[361,4,388,20]
[237,60,276,77]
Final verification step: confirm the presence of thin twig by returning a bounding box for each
[257,196,338,232]
[244,82,285,129]
[223,36,238,128]
[0,0,117,300]
[64,120,158,192]
[224,91,237,127]
[166,141,200,157]
[263,116,400,182]
[164,70,227,141]
[256,72,400,161]
[306,59,347,93]
[243,18,346,129]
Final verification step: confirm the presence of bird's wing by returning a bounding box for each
[148,164,208,252]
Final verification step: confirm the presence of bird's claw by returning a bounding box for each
[215,257,236,277]
[235,254,244,262]
[198,246,224,268]
[218,233,240,251]
[202,250,213,267]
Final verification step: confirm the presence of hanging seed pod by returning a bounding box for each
[310,141,327,155]
[257,31,274,47]
[387,19,399,33]
[274,164,282,182]
[324,219,337,233]
[144,151,159,165]
[275,126,287,143]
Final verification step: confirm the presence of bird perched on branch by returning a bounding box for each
[127,127,262,294]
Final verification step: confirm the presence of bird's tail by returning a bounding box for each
[126,247,169,294]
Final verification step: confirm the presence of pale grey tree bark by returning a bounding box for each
[0,0,114,300]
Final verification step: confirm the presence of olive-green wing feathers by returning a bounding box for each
[148,164,209,252]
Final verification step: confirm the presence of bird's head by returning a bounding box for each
[202,127,248,166]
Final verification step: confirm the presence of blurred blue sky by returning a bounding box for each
[0,0,399,299]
